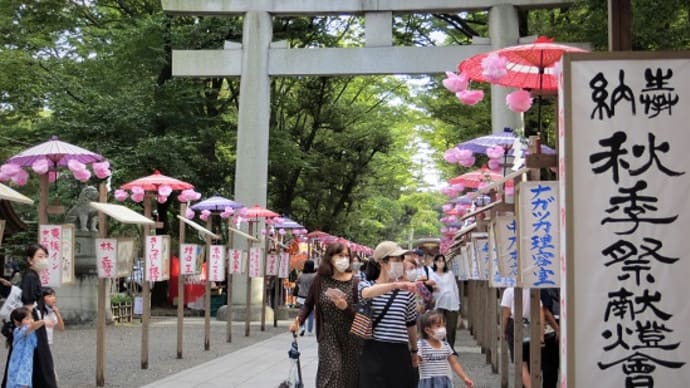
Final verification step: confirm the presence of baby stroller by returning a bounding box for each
[278,333,304,388]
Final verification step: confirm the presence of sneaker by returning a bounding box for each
[308,332,314,336]
[300,329,305,337]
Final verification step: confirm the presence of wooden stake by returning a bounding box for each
[204,217,212,350]
[245,221,253,337]
[177,203,186,359]
[260,233,268,331]
[141,194,152,369]
[96,183,107,386]
[226,227,234,343]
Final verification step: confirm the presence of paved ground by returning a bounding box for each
[0,316,511,387]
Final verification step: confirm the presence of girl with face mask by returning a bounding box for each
[430,254,461,356]
[416,310,474,388]
[1,244,58,388]
[358,241,419,388]
[289,243,363,388]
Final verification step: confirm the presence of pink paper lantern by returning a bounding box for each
[92,161,112,179]
[506,89,533,113]
[67,159,86,173]
[442,71,469,93]
[114,189,129,201]
[31,158,50,175]
[185,207,195,219]
[73,168,91,182]
[200,210,211,221]
[456,89,484,106]
[481,53,508,82]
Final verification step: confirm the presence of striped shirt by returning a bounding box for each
[417,339,452,379]
[359,280,417,344]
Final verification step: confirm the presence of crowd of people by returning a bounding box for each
[289,240,473,388]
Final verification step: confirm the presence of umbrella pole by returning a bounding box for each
[204,217,212,350]
[141,194,152,370]
[245,221,254,337]
[177,203,186,359]
[226,225,234,343]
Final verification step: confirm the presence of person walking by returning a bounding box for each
[4,306,45,388]
[416,310,474,388]
[294,260,317,336]
[19,244,58,388]
[289,242,363,388]
[358,241,418,388]
[429,254,461,355]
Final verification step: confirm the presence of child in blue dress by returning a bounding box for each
[417,310,474,388]
[5,306,45,388]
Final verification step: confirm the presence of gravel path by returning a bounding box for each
[0,316,511,387]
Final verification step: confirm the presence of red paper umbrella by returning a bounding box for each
[244,204,279,219]
[458,36,587,92]
[448,167,502,189]
[306,230,333,240]
[121,170,193,191]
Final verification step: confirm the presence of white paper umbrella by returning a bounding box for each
[6,135,104,167]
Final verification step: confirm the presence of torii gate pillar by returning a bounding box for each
[489,5,523,133]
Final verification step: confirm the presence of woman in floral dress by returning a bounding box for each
[290,242,363,388]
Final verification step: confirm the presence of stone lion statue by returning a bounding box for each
[65,186,99,232]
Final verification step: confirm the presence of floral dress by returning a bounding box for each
[7,326,37,388]
[315,276,363,388]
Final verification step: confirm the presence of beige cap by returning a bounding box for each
[373,241,410,262]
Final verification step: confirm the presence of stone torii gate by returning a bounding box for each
[161,0,569,213]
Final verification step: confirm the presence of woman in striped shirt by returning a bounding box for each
[358,241,419,388]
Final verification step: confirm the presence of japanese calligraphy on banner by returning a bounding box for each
[561,53,690,388]
[467,243,479,280]
[494,215,518,286]
[179,244,203,276]
[96,238,118,279]
[60,224,75,284]
[471,233,489,280]
[278,252,290,278]
[145,235,170,282]
[248,247,262,278]
[38,224,62,287]
[208,245,225,282]
[518,181,560,288]
[228,249,244,274]
[489,221,515,288]
[266,253,279,276]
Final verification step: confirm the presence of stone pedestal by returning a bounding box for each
[215,304,274,322]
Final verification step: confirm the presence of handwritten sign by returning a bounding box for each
[467,242,479,280]
[248,247,262,278]
[266,253,279,276]
[145,235,170,282]
[489,221,514,288]
[116,238,136,278]
[60,224,75,284]
[494,215,518,287]
[96,238,117,279]
[561,53,690,387]
[471,233,489,280]
[179,244,203,276]
[228,249,244,274]
[278,252,290,278]
[519,181,560,288]
[38,224,62,287]
[208,245,225,282]
[459,245,470,281]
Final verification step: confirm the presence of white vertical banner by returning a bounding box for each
[145,235,165,282]
[179,243,202,276]
[38,224,62,287]
[266,253,279,276]
[278,252,290,278]
[471,233,489,280]
[208,245,226,282]
[495,215,518,286]
[60,224,75,284]
[248,247,262,278]
[519,181,560,288]
[459,245,471,281]
[489,221,514,288]
[468,242,479,280]
[562,53,690,387]
[95,238,117,279]
[228,249,244,274]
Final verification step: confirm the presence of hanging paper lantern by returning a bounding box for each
[458,155,476,168]
[131,192,145,203]
[200,210,211,221]
[10,169,29,186]
[442,71,469,93]
[481,52,508,82]
[456,89,484,106]
[73,168,91,183]
[48,171,58,183]
[0,164,22,181]
[238,207,249,217]
[114,189,129,201]
[486,146,505,159]
[158,184,172,197]
[31,158,50,175]
[185,207,195,219]
[488,158,502,172]
[157,195,168,204]
[67,159,86,173]
[506,89,533,113]
[92,161,112,179]
[278,229,287,236]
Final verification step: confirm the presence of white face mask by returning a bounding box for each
[405,269,417,282]
[387,262,404,280]
[334,257,350,273]
[351,262,362,271]
[33,258,49,271]
[431,327,447,341]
